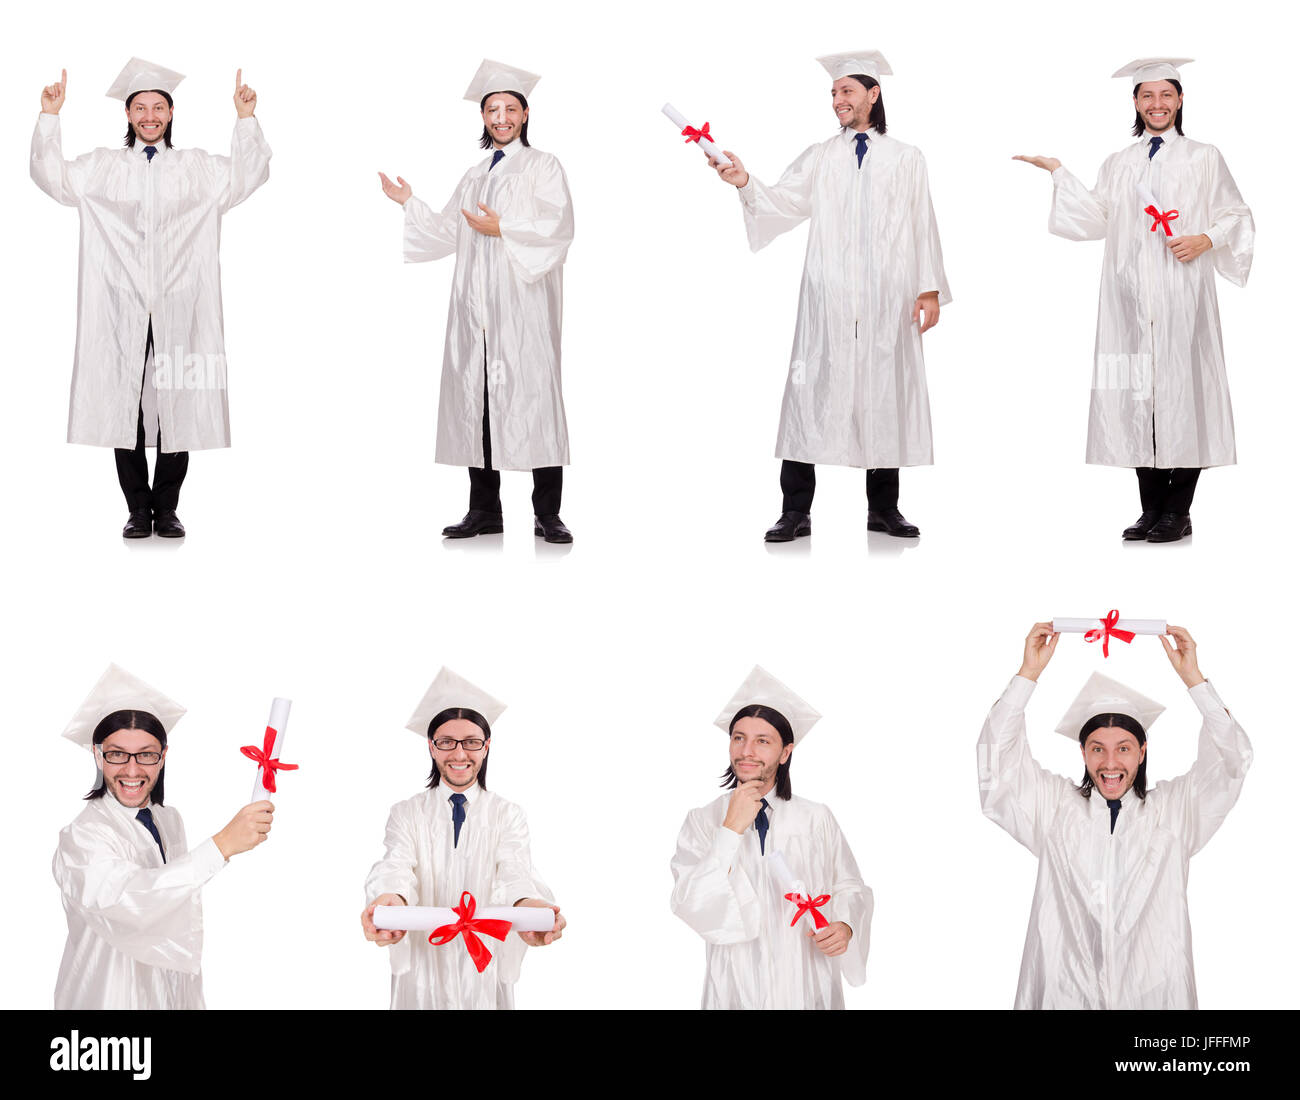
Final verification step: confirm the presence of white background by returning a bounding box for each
[1,0,1296,1010]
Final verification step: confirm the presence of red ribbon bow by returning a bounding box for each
[239,726,299,794]
[428,892,514,973]
[1083,610,1137,658]
[681,122,713,145]
[784,891,831,930]
[1144,204,1180,236]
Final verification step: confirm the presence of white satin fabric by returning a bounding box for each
[52,796,226,1009]
[1048,133,1253,467]
[670,793,872,1009]
[402,140,573,471]
[30,115,271,451]
[739,128,950,468]
[978,676,1252,1009]
[365,786,551,1010]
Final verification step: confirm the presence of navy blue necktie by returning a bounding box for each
[1106,798,1122,834]
[1147,136,1162,160]
[136,808,166,862]
[854,132,870,169]
[755,797,770,855]
[450,793,467,847]
[489,150,505,171]
[144,145,158,163]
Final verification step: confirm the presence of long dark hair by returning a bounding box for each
[719,704,794,801]
[84,710,168,803]
[426,708,491,790]
[124,89,175,149]
[478,91,531,150]
[846,75,887,135]
[1076,714,1148,801]
[1131,79,1183,138]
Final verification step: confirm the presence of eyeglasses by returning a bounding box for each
[98,749,163,765]
[430,737,487,752]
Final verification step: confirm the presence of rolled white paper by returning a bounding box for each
[250,697,292,803]
[1137,180,1160,212]
[767,849,809,901]
[662,102,732,167]
[1053,617,1167,636]
[373,904,555,933]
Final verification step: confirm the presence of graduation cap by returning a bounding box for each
[61,664,186,753]
[106,57,185,102]
[405,667,507,738]
[816,50,893,83]
[714,665,822,745]
[1054,672,1165,740]
[463,59,541,104]
[1112,58,1194,86]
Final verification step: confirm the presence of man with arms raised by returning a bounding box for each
[54,664,274,1008]
[1016,58,1253,543]
[380,59,575,544]
[671,666,872,1008]
[32,59,271,539]
[978,624,1251,1008]
[360,668,564,1009]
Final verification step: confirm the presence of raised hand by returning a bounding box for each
[1160,625,1206,688]
[42,68,67,115]
[709,149,749,188]
[1018,622,1060,682]
[378,171,412,205]
[1012,154,1061,173]
[233,68,257,118]
[213,800,274,858]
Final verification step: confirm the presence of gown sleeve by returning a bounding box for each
[498,155,574,284]
[51,820,225,973]
[403,185,464,264]
[817,807,873,988]
[1048,162,1110,241]
[669,810,761,944]
[911,150,952,305]
[215,117,272,214]
[738,142,822,252]
[29,113,93,206]
[1158,681,1253,855]
[977,676,1072,854]
[1202,148,1254,287]
[365,800,420,905]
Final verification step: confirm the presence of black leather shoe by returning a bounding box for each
[534,514,573,543]
[1145,512,1192,543]
[122,510,152,539]
[1123,510,1161,540]
[867,508,920,537]
[765,511,811,542]
[442,510,504,538]
[153,510,186,538]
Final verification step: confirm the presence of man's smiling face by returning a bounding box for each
[1134,80,1181,134]
[482,93,527,148]
[126,91,172,145]
[98,728,167,808]
[1082,725,1146,799]
[429,718,489,791]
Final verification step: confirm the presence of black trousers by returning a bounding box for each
[1135,467,1200,515]
[780,462,899,514]
[467,366,562,516]
[114,324,188,513]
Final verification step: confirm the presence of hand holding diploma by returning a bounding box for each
[213,800,274,859]
[243,698,297,802]
[361,893,407,946]
[662,103,732,167]
[512,897,566,946]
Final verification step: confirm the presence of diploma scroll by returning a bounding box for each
[1052,617,1167,635]
[1137,181,1179,236]
[373,904,555,933]
[662,103,733,167]
[243,697,297,802]
[768,850,831,930]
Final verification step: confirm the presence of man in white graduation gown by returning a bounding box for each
[379,60,575,544]
[31,60,271,539]
[710,51,949,542]
[361,668,564,1009]
[671,667,872,1009]
[53,664,275,1009]
[978,624,1251,1009]
[1016,58,1253,543]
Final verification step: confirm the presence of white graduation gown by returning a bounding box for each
[402,141,573,471]
[670,792,872,1009]
[52,796,226,1009]
[30,114,271,451]
[978,675,1252,1009]
[739,128,950,468]
[1048,133,1253,468]
[365,786,552,1010]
